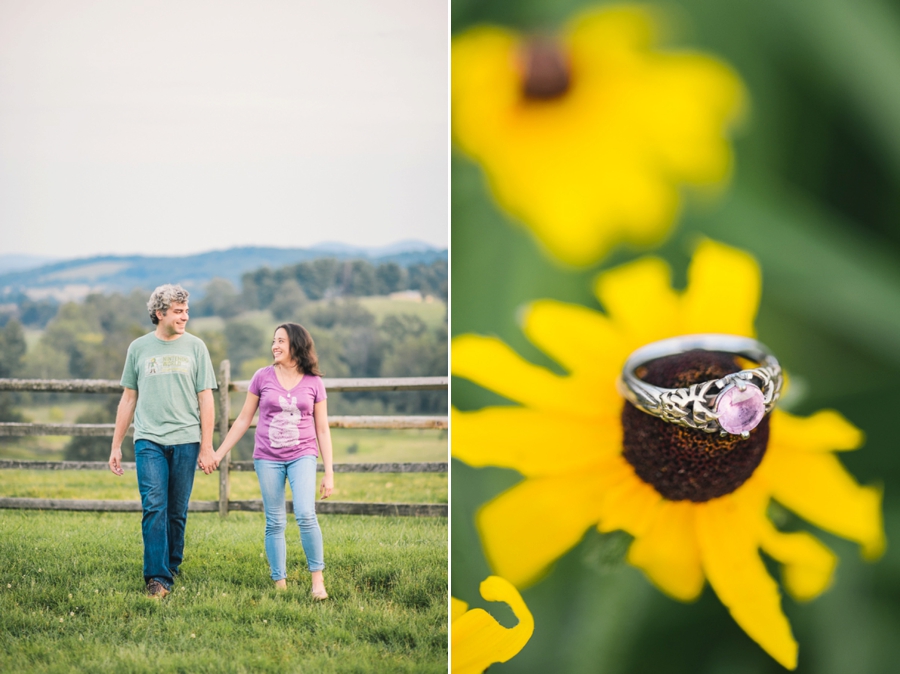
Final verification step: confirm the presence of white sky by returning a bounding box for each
[0,0,448,257]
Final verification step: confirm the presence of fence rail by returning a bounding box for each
[0,416,446,437]
[0,459,448,473]
[0,497,446,517]
[0,365,447,517]
[0,376,448,394]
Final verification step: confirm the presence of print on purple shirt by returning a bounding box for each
[269,395,302,448]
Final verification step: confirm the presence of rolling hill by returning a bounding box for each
[0,243,446,302]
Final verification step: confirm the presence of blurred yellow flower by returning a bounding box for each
[452,6,745,266]
[452,575,534,674]
[452,240,884,670]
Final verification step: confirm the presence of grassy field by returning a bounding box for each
[327,429,447,463]
[1,426,446,461]
[1,426,447,502]
[0,510,447,673]
[354,297,446,328]
[0,469,447,504]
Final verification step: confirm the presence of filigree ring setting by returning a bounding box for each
[617,334,783,438]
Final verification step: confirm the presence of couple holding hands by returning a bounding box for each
[108,284,333,600]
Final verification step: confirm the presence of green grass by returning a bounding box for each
[354,297,446,328]
[0,511,447,673]
[1,426,447,505]
[1,425,447,464]
[329,429,447,463]
[22,404,98,424]
[0,439,71,460]
[0,470,447,504]
[0,402,105,458]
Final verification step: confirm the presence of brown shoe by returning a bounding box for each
[147,580,169,599]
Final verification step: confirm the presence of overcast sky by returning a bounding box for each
[0,0,448,258]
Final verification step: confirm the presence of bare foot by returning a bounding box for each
[274,579,287,590]
[311,570,328,600]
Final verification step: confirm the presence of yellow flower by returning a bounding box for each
[452,6,745,267]
[452,576,534,674]
[452,240,885,670]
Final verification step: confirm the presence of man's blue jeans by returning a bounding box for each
[135,439,199,589]
[255,456,325,580]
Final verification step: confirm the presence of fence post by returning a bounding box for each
[218,360,231,518]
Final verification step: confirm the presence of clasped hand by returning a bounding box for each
[198,446,220,475]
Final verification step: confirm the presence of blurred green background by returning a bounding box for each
[451,0,900,672]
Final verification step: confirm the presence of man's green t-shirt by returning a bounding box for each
[121,332,218,445]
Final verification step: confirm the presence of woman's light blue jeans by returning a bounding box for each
[254,456,325,580]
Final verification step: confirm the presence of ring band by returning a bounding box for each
[616,334,783,438]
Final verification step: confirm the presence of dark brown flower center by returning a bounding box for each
[520,39,570,100]
[621,350,769,502]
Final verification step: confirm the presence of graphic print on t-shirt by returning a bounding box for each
[145,354,192,377]
[269,395,302,448]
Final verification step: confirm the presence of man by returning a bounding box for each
[108,284,218,598]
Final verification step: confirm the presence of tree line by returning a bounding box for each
[1,257,447,330]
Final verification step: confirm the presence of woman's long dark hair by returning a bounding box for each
[276,323,323,376]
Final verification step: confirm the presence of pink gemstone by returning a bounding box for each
[716,384,766,434]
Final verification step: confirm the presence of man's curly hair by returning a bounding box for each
[147,284,190,325]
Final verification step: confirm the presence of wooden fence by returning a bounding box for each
[0,361,448,517]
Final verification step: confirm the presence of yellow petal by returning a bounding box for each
[477,470,606,587]
[522,299,627,384]
[594,257,680,347]
[451,597,469,622]
[769,409,864,453]
[627,500,704,601]
[451,27,519,156]
[681,239,760,337]
[452,7,744,267]
[695,495,797,670]
[451,576,534,674]
[758,521,837,602]
[763,446,885,560]
[452,335,589,414]
[727,470,772,522]
[640,54,745,183]
[451,406,620,477]
[596,455,663,538]
[567,5,656,55]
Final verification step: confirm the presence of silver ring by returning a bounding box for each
[616,334,783,438]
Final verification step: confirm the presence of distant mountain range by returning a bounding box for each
[0,254,60,275]
[0,242,446,303]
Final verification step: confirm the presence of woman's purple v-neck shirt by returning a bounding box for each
[248,366,327,462]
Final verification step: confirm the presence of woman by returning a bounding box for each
[214,323,334,599]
